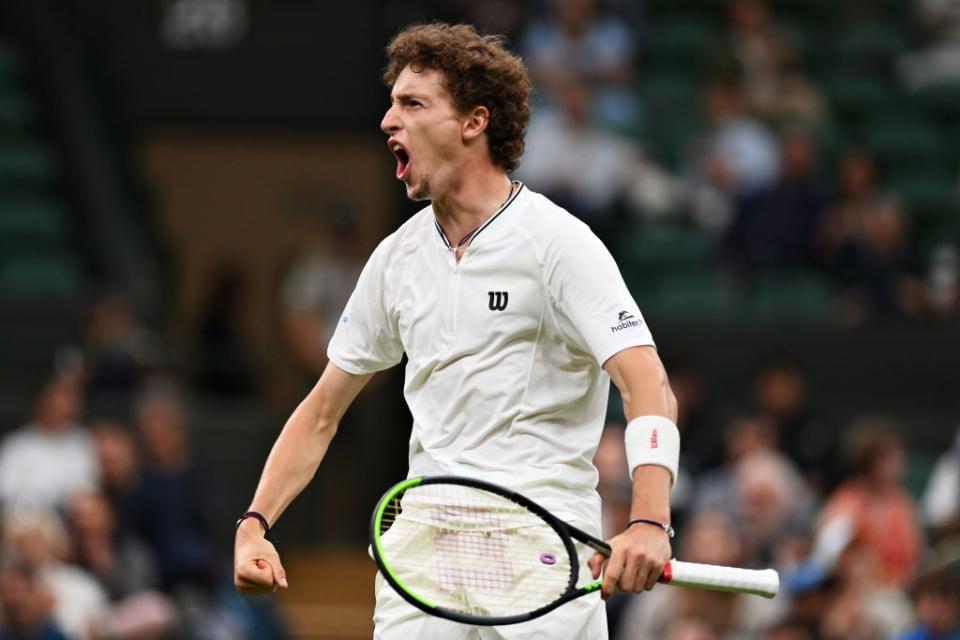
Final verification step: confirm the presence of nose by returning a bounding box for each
[381,104,400,135]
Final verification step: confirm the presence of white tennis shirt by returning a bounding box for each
[328,183,654,530]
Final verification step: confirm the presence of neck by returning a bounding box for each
[431,160,513,244]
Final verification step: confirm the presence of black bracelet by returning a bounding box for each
[236,511,272,538]
[628,518,675,538]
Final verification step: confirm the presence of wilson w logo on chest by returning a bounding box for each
[488,291,508,311]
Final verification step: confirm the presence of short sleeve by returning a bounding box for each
[327,238,404,375]
[545,222,654,367]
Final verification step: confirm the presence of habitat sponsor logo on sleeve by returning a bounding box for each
[610,310,643,333]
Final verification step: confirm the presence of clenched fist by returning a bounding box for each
[234,518,288,595]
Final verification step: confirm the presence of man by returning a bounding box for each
[234,23,678,639]
[0,372,98,511]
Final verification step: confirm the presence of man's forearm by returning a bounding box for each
[247,401,339,526]
[245,364,373,527]
[629,465,672,522]
[605,346,678,522]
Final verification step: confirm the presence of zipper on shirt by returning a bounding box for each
[443,252,461,335]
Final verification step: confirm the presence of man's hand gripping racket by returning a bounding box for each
[370,476,779,626]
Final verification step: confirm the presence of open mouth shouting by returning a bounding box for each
[389,139,412,181]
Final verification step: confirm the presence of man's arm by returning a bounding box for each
[234,362,373,594]
[588,345,678,599]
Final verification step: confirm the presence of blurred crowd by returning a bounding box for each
[0,295,286,640]
[2,0,959,639]
[597,354,960,640]
[439,0,960,326]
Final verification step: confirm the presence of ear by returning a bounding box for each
[462,105,490,142]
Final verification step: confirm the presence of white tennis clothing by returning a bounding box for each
[329,184,653,637]
[329,182,654,527]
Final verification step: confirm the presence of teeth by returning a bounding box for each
[392,144,402,152]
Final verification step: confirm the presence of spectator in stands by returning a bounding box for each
[675,77,782,237]
[65,490,158,600]
[692,417,814,567]
[691,77,781,200]
[516,79,655,244]
[662,618,719,640]
[277,210,368,383]
[899,0,960,90]
[752,354,839,491]
[751,58,830,131]
[818,420,925,590]
[723,0,829,130]
[79,293,162,406]
[762,618,817,640]
[925,244,960,320]
[0,373,98,511]
[2,509,108,639]
[721,126,828,274]
[896,566,960,640]
[133,384,219,591]
[0,554,66,640]
[65,491,178,640]
[89,420,144,539]
[522,0,641,130]
[817,147,925,323]
[922,425,960,544]
[726,0,792,108]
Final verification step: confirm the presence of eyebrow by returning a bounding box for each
[391,92,427,105]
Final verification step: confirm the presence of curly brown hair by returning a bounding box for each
[384,23,532,173]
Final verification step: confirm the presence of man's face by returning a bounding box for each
[381,66,466,201]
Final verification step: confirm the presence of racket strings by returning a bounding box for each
[378,484,573,617]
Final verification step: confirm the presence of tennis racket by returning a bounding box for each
[370,475,780,626]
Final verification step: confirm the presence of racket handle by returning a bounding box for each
[660,560,780,599]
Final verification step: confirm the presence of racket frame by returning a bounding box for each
[370,475,607,626]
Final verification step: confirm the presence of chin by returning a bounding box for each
[405,177,431,202]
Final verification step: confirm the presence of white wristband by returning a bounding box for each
[624,415,680,487]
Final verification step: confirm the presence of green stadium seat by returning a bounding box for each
[0,137,57,184]
[888,169,959,224]
[905,451,939,501]
[822,70,897,117]
[748,271,834,321]
[639,67,701,108]
[637,69,705,168]
[646,0,725,16]
[779,20,817,63]
[642,113,703,170]
[862,116,951,168]
[834,20,908,65]
[0,196,70,248]
[618,224,712,276]
[0,90,37,129]
[0,252,82,296]
[0,41,24,81]
[648,273,738,321]
[910,82,960,119]
[646,15,721,68]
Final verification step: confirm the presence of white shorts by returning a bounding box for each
[372,572,608,640]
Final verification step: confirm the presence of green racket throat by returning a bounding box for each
[371,476,436,610]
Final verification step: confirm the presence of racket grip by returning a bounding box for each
[660,560,780,599]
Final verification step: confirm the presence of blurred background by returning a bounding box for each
[0,0,958,638]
